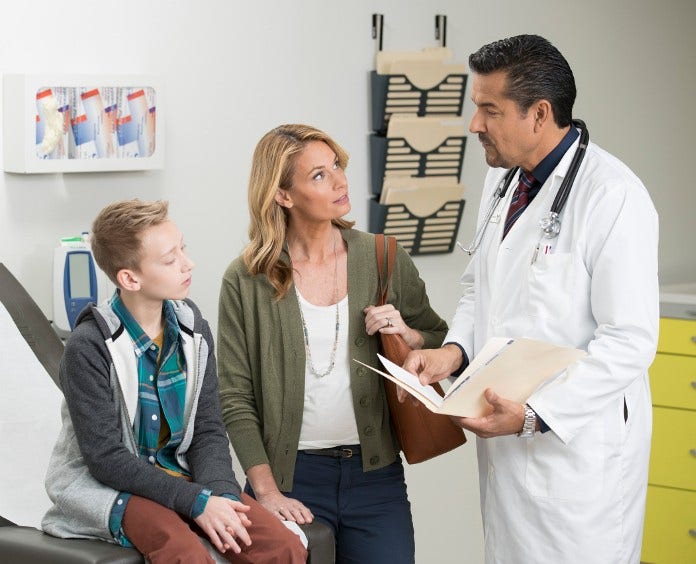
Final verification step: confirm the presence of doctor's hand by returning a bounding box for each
[451,389,525,438]
[403,344,464,387]
[363,305,424,349]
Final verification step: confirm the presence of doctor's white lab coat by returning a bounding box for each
[447,136,659,564]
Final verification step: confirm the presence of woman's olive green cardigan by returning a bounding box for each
[217,228,447,491]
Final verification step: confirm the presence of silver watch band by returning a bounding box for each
[518,404,536,438]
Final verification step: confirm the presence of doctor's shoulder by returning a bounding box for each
[577,145,655,217]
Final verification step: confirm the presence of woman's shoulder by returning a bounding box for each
[343,227,373,243]
[222,255,249,280]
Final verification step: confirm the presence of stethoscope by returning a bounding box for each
[459,119,589,256]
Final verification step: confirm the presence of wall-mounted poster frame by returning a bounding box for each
[3,74,164,173]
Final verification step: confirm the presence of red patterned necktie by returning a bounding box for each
[502,170,537,239]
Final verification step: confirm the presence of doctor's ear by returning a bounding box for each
[275,189,293,209]
[116,269,140,291]
[533,101,552,130]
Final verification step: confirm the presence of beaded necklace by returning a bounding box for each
[292,232,340,378]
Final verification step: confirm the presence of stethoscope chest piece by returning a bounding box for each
[539,212,561,239]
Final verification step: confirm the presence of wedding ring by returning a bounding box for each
[386,317,393,327]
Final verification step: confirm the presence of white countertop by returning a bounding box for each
[660,283,696,305]
[660,282,696,319]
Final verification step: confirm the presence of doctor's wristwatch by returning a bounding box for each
[518,404,537,438]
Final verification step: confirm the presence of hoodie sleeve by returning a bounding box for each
[184,315,242,498]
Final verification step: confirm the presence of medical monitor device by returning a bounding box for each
[52,238,112,337]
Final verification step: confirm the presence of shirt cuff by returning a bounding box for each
[108,492,134,548]
[190,488,212,519]
[221,493,240,502]
[443,341,469,377]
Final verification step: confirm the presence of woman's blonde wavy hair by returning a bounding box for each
[243,124,354,300]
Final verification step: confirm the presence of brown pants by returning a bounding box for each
[122,493,307,564]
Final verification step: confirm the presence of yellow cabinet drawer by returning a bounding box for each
[649,354,696,410]
[641,485,696,564]
[658,318,696,356]
[649,407,696,490]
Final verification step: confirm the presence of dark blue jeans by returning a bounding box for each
[246,449,415,564]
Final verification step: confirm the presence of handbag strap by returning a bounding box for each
[375,234,397,307]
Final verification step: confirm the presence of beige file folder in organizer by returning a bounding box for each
[356,337,587,418]
[375,47,453,74]
[371,48,467,133]
[370,176,464,254]
[369,115,467,194]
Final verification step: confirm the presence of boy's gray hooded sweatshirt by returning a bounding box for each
[42,299,241,542]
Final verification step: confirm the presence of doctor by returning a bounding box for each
[404,35,659,563]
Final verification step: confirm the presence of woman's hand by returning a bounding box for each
[194,496,252,555]
[256,490,314,524]
[363,304,424,349]
[246,463,314,524]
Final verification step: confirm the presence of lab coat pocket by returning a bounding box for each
[527,252,574,318]
[525,422,605,501]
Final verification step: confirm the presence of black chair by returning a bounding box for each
[0,263,334,563]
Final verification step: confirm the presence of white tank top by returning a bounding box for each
[296,292,360,449]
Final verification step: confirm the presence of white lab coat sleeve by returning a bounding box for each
[444,259,476,359]
[443,168,503,358]
[529,175,659,444]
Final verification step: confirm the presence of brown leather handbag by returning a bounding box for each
[375,234,466,464]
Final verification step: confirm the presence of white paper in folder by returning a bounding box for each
[356,337,586,418]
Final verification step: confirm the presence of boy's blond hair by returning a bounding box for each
[91,199,169,284]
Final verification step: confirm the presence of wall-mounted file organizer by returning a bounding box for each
[370,176,466,255]
[369,115,467,195]
[369,198,465,255]
[370,47,467,134]
[368,15,469,255]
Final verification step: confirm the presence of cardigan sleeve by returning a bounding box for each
[217,260,271,473]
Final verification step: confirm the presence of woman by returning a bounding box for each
[217,124,447,563]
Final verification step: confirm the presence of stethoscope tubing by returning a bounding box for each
[460,119,589,255]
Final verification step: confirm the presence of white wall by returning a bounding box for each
[1,1,694,562]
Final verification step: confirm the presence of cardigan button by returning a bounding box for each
[359,395,369,407]
[355,337,366,346]
[370,456,380,465]
[357,366,366,376]
[364,425,374,436]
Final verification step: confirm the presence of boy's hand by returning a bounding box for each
[194,496,252,554]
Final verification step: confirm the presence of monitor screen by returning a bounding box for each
[68,253,92,298]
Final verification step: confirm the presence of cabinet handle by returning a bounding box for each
[690,528,696,538]
[692,381,696,390]
[692,335,696,344]
[691,449,696,457]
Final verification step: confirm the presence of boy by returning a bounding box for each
[42,200,307,563]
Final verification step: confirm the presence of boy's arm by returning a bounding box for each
[61,321,206,516]
[185,318,242,498]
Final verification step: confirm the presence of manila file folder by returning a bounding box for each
[357,337,586,418]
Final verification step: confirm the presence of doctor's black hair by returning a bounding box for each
[469,34,576,128]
